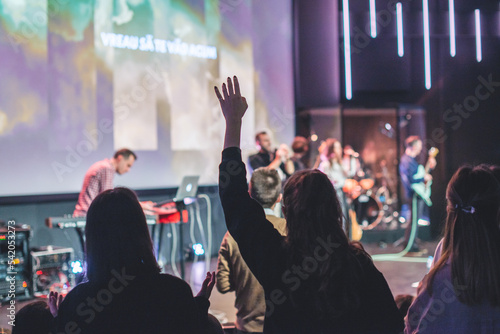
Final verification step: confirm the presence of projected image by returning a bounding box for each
[0,0,294,196]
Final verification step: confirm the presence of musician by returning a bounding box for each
[290,136,310,172]
[248,131,294,179]
[73,148,137,217]
[399,136,436,253]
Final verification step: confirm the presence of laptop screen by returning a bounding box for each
[174,176,200,202]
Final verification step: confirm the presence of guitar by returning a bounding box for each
[411,147,439,206]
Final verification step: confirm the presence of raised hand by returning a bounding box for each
[214,76,248,124]
[48,290,63,317]
[196,271,216,299]
[215,76,248,149]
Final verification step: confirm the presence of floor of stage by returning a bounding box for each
[0,240,437,331]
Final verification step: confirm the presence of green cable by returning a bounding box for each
[372,195,426,262]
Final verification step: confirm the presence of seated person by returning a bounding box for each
[217,167,287,333]
[406,165,500,333]
[215,76,403,333]
[56,187,215,334]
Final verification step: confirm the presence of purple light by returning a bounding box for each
[343,0,353,100]
[475,9,482,62]
[449,0,456,57]
[423,0,431,89]
[370,0,377,38]
[396,3,404,57]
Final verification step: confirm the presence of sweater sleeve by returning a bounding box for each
[216,232,233,293]
[219,147,286,288]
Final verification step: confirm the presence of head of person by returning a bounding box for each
[114,148,137,175]
[12,301,53,334]
[291,136,309,156]
[282,169,348,253]
[324,138,342,161]
[404,136,422,157]
[249,167,282,209]
[255,131,272,153]
[427,165,500,305]
[85,187,160,282]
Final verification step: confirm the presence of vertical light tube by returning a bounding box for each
[423,0,431,89]
[343,0,353,100]
[449,0,456,57]
[370,0,377,38]
[475,9,482,62]
[396,3,404,57]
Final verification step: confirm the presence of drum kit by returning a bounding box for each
[343,173,398,231]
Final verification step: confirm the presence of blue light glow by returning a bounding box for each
[193,243,205,256]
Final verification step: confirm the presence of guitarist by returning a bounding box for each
[399,136,436,253]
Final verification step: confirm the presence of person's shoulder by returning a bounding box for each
[154,273,192,290]
[266,215,287,236]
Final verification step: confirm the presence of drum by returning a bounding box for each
[359,178,375,190]
[343,179,358,194]
[352,194,384,230]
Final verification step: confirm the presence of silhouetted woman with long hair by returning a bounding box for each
[406,165,500,333]
[216,76,403,333]
[56,187,215,334]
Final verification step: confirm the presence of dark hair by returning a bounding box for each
[114,148,137,160]
[250,168,282,208]
[291,136,309,154]
[255,131,267,143]
[13,301,53,334]
[282,169,368,317]
[324,138,341,163]
[86,187,160,282]
[426,165,500,305]
[404,136,421,149]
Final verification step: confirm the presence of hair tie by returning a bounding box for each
[455,204,476,214]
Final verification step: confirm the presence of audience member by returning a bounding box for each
[217,167,287,334]
[56,187,215,334]
[406,165,500,333]
[290,136,309,172]
[215,76,403,333]
[12,301,53,334]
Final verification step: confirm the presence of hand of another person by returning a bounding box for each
[48,291,63,317]
[196,271,216,299]
[214,76,248,124]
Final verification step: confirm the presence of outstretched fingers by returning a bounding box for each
[233,76,241,96]
[214,86,223,101]
[227,77,234,96]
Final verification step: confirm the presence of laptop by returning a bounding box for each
[173,175,200,203]
[154,175,200,207]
